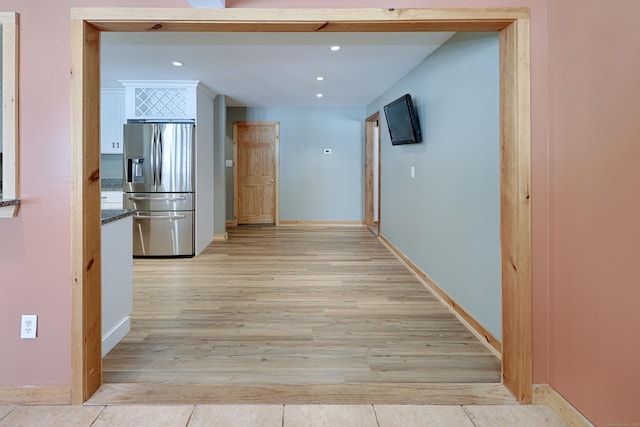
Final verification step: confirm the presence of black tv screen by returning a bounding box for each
[383,94,422,145]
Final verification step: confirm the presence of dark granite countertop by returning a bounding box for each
[101,209,134,225]
[0,198,20,207]
[0,197,21,218]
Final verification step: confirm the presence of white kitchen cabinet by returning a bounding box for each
[101,88,126,154]
[101,214,133,357]
[101,191,124,210]
[120,80,213,121]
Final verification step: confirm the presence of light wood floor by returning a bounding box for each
[102,226,500,389]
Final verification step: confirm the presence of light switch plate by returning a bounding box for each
[225,159,234,167]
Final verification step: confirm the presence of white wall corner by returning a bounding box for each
[187,0,225,8]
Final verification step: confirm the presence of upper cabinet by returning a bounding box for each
[120,80,203,121]
[101,88,125,154]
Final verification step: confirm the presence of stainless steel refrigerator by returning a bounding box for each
[123,122,195,257]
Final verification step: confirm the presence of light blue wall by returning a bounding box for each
[367,32,502,338]
[226,106,366,222]
[100,154,123,179]
[213,95,227,234]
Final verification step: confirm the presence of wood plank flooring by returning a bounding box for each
[102,226,500,389]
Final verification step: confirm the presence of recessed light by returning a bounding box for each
[316,93,324,98]
[330,45,341,52]
[171,61,184,67]
[316,76,325,81]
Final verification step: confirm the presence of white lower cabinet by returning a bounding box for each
[101,215,132,357]
[101,191,124,210]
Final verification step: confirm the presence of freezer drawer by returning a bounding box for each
[124,192,193,212]
[132,210,194,257]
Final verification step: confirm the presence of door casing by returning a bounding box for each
[365,112,381,235]
[71,7,532,404]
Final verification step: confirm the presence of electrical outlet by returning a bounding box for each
[20,314,38,339]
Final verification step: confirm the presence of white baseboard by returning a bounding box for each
[102,316,131,357]
[533,384,594,427]
[278,220,365,226]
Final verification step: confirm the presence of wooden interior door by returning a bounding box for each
[234,121,279,225]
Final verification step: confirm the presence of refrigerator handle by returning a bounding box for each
[150,125,155,187]
[158,126,163,187]
[128,195,187,202]
[152,124,159,188]
[134,213,188,220]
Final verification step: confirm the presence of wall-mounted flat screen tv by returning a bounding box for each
[383,93,422,145]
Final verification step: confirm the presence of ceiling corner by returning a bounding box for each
[186,0,225,8]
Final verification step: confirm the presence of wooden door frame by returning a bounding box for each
[232,121,280,226]
[71,7,532,404]
[365,112,381,235]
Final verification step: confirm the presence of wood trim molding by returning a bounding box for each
[232,122,239,227]
[0,387,71,405]
[378,233,501,358]
[71,7,529,30]
[71,18,102,404]
[71,7,532,404]
[278,220,365,227]
[213,232,229,241]
[499,17,533,403]
[364,112,380,230]
[274,122,280,227]
[533,385,594,427]
[87,382,516,405]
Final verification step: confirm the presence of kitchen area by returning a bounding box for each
[100,80,216,356]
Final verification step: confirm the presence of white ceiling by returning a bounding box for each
[101,31,455,107]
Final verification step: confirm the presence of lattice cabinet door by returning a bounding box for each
[121,80,199,121]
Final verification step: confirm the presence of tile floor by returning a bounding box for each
[0,404,569,426]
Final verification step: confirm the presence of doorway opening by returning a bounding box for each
[71,8,531,404]
[365,112,381,236]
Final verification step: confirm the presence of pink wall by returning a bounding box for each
[0,0,189,387]
[547,0,640,425]
[20,0,640,423]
